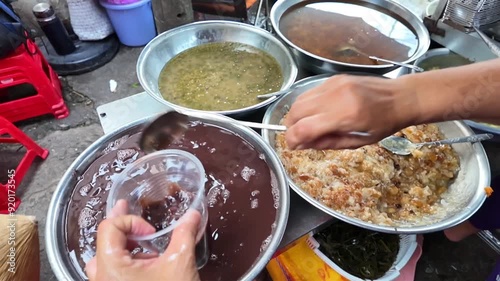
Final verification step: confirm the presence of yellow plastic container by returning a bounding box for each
[266,234,348,281]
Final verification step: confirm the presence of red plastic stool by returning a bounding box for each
[0,38,69,123]
[0,116,49,214]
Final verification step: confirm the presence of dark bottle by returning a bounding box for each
[32,3,76,55]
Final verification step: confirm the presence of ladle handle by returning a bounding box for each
[236,120,287,131]
[369,56,424,72]
[257,88,294,99]
[421,133,493,146]
[236,120,371,137]
[473,26,500,57]
[254,0,264,27]
[188,111,372,135]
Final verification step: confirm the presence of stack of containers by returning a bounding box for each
[100,0,157,46]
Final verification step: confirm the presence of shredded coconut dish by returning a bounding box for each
[275,122,461,226]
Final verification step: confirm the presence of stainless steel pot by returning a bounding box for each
[412,48,452,73]
[46,114,290,280]
[136,20,298,118]
[412,48,474,73]
[270,0,431,74]
[261,74,491,234]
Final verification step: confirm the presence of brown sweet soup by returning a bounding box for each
[139,183,196,232]
[65,122,279,280]
[279,1,419,65]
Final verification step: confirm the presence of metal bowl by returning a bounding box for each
[464,120,500,141]
[46,114,290,281]
[136,20,298,117]
[412,48,474,73]
[270,0,431,74]
[261,74,491,234]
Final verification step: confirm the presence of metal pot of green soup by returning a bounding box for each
[136,20,298,118]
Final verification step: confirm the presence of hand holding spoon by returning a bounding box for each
[139,111,371,153]
[379,133,493,156]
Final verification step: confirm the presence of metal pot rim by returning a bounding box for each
[46,113,290,281]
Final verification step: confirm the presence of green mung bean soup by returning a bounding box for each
[158,42,284,111]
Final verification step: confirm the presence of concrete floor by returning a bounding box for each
[4,46,500,281]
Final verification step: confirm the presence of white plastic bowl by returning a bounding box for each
[307,233,418,281]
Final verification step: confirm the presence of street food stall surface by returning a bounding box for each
[95,67,406,250]
[96,94,334,250]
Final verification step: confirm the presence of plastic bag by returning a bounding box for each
[67,0,114,41]
[0,0,29,58]
[0,215,40,281]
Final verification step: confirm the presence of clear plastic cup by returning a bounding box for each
[106,149,209,269]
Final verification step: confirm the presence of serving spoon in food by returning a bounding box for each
[379,133,493,156]
[139,111,371,153]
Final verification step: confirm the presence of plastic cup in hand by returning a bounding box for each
[106,149,209,269]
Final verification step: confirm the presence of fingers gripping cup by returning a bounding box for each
[106,149,209,268]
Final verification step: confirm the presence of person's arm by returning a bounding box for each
[284,58,500,150]
[399,58,500,126]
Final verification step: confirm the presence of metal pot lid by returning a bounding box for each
[272,0,429,67]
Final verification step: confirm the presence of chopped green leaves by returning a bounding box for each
[315,222,400,280]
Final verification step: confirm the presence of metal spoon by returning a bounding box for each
[257,87,295,99]
[257,74,332,99]
[369,56,424,72]
[332,47,423,72]
[139,111,371,153]
[258,77,321,99]
[379,133,493,156]
[473,26,500,57]
[139,111,190,154]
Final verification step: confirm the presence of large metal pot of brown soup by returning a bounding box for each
[270,0,431,74]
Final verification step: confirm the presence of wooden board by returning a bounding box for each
[151,0,195,33]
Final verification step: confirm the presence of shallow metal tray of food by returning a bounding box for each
[261,74,491,234]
